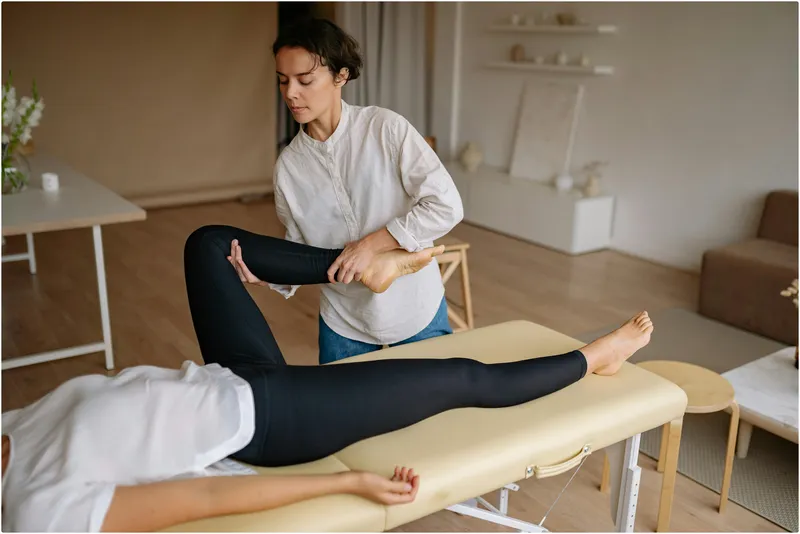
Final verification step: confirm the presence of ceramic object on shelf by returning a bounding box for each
[581,161,608,197]
[583,175,601,197]
[556,51,568,66]
[511,44,525,62]
[554,173,574,192]
[556,12,577,25]
[579,54,591,67]
[460,143,483,173]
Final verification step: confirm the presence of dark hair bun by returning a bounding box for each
[273,18,363,82]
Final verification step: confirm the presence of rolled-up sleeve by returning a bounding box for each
[385,116,464,252]
[268,175,303,299]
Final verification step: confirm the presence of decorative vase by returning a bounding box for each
[510,44,525,62]
[583,175,601,197]
[554,173,574,192]
[460,143,483,173]
[2,149,30,195]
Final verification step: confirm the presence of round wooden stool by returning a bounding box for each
[642,361,740,530]
[600,361,739,531]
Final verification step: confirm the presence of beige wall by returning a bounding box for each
[2,2,278,204]
[432,2,797,271]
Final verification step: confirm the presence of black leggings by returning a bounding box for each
[184,225,587,467]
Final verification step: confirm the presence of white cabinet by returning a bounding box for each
[446,162,614,255]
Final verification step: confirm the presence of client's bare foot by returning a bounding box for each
[360,245,446,293]
[580,312,654,376]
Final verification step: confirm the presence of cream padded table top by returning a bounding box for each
[2,152,146,236]
[166,320,688,532]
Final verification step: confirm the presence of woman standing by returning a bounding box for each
[234,17,464,364]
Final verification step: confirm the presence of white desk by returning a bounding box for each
[722,346,798,458]
[2,152,146,370]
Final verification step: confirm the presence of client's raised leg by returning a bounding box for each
[238,313,654,467]
[184,225,338,366]
[184,225,445,367]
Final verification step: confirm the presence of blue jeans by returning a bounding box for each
[319,296,453,364]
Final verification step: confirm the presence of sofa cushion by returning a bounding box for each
[758,190,798,247]
[699,238,798,345]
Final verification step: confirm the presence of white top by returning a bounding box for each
[1,361,255,532]
[272,100,464,345]
[722,346,798,432]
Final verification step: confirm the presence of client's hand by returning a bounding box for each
[351,466,420,505]
[228,239,267,287]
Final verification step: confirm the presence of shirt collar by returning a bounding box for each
[300,99,350,150]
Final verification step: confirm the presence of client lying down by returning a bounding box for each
[1,225,654,532]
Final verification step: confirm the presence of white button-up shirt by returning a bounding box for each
[271,100,464,345]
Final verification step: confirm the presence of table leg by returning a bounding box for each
[657,417,683,532]
[657,421,670,472]
[600,453,610,493]
[608,434,642,533]
[26,233,37,274]
[720,402,739,513]
[2,233,38,274]
[93,225,115,370]
[736,421,753,459]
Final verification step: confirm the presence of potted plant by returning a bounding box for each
[780,279,798,368]
[2,71,45,195]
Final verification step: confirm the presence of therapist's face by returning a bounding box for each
[275,46,347,125]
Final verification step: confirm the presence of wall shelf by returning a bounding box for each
[488,24,618,35]
[486,61,614,76]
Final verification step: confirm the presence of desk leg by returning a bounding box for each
[93,225,114,370]
[26,233,37,274]
[2,233,37,274]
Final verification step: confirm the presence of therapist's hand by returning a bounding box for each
[328,228,400,285]
[228,239,267,287]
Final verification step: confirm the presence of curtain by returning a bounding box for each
[335,2,429,134]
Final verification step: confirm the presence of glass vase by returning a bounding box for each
[2,149,30,195]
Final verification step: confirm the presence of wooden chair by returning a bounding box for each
[435,237,474,333]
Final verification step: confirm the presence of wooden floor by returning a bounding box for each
[1,199,783,533]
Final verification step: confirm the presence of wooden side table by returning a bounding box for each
[601,360,739,531]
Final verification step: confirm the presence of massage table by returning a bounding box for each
[165,320,688,532]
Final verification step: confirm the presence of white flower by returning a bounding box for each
[2,133,8,144]
[28,109,41,127]
[4,86,17,109]
[19,128,32,144]
[16,96,34,116]
[781,279,799,309]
